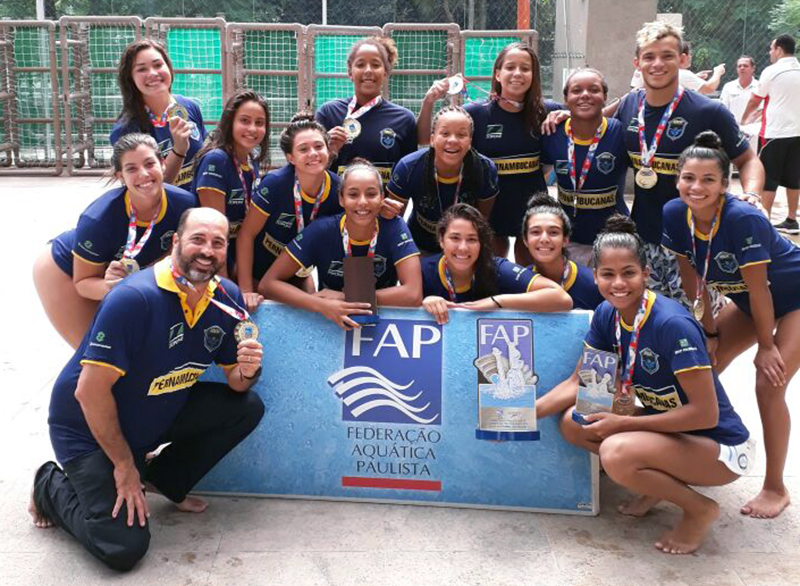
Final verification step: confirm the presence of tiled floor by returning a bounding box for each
[1,175,798,585]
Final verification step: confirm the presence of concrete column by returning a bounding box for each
[552,0,658,99]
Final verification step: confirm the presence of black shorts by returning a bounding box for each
[758,136,800,191]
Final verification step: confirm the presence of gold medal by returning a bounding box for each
[692,298,705,322]
[167,103,189,121]
[120,257,140,274]
[343,118,361,142]
[635,167,658,189]
[234,319,260,343]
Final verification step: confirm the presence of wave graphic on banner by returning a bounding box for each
[327,366,440,424]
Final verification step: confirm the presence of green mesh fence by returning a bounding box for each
[166,27,223,123]
[312,34,366,106]
[386,29,451,116]
[10,26,59,165]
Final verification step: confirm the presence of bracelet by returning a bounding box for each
[743,190,761,201]
[491,296,502,309]
[703,329,720,339]
[241,365,262,382]
[171,149,187,159]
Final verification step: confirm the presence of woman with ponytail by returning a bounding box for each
[663,130,800,519]
[387,106,498,253]
[537,213,751,555]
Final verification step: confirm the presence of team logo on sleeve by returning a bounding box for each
[666,117,687,141]
[380,128,397,149]
[203,325,226,352]
[160,230,175,251]
[639,347,660,374]
[595,152,616,174]
[715,251,739,274]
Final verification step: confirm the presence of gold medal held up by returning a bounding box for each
[120,257,140,274]
[635,167,658,189]
[343,118,361,142]
[692,298,705,322]
[234,319,260,343]
[167,103,189,121]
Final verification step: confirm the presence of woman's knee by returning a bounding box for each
[598,434,638,480]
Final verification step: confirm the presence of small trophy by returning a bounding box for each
[572,348,618,425]
[343,256,378,325]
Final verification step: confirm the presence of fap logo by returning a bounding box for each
[327,318,442,425]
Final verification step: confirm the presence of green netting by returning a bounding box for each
[17,123,59,163]
[391,31,449,71]
[245,75,298,124]
[314,78,354,107]
[314,34,364,74]
[12,27,50,67]
[166,28,223,122]
[388,74,438,116]
[243,30,298,71]
[88,26,137,68]
[464,36,522,77]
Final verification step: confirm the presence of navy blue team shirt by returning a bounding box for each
[614,88,748,244]
[540,117,630,245]
[662,193,800,318]
[387,147,499,252]
[422,253,537,301]
[48,259,243,464]
[110,95,208,188]
[315,98,417,182]
[585,290,749,446]
[249,165,342,280]
[286,213,420,291]
[51,184,197,277]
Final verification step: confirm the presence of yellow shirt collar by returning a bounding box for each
[299,172,331,205]
[565,117,608,146]
[125,188,168,227]
[339,215,380,246]
[438,255,472,293]
[685,196,725,241]
[154,258,219,328]
[620,290,656,332]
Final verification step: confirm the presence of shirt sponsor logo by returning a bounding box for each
[486,124,503,139]
[262,231,286,257]
[77,240,100,258]
[628,153,678,175]
[147,362,209,396]
[632,384,683,411]
[169,322,185,349]
[493,156,540,175]
[557,187,618,209]
[228,188,245,205]
[710,280,748,295]
[275,212,296,229]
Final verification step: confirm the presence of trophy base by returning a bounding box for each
[351,314,380,325]
[572,411,590,426]
[475,429,540,441]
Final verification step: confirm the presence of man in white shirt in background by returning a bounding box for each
[719,55,761,151]
[742,34,800,233]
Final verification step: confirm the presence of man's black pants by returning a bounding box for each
[34,382,265,571]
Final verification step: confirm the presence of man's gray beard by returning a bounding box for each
[176,243,221,284]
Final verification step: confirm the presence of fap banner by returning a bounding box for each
[197,304,597,514]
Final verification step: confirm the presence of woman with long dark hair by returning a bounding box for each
[111,39,207,187]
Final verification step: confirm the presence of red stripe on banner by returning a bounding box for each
[341,476,442,492]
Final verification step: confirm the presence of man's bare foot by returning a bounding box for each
[654,499,720,555]
[28,487,53,529]
[740,488,790,519]
[175,495,208,514]
[618,495,661,517]
[143,482,208,514]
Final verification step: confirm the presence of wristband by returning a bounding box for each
[703,329,720,339]
[491,296,502,309]
[743,190,761,201]
[171,149,187,159]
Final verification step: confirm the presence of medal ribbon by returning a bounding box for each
[147,98,176,128]
[560,259,572,287]
[293,173,326,233]
[434,166,463,214]
[688,204,721,315]
[346,95,382,121]
[614,292,650,391]
[442,260,474,302]
[123,200,161,260]
[566,119,604,214]
[341,217,378,258]
[233,153,254,212]
[169,260,249,320]
[637,86,685,169]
